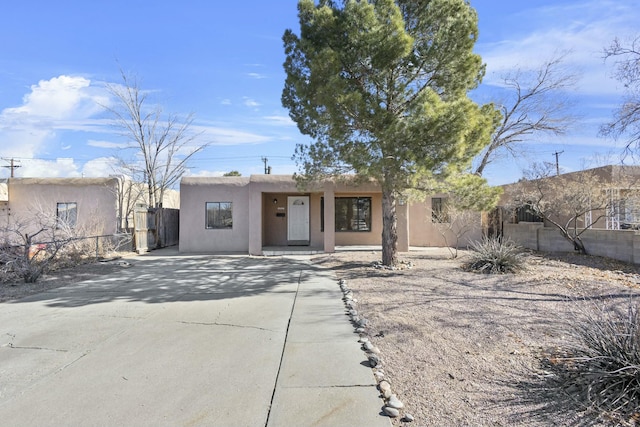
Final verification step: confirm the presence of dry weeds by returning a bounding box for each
[313,248,640,427]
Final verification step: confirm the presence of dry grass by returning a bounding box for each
[314,248,640,426]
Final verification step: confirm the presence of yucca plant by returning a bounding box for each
[463,237,525,274]
[545,300,640,423]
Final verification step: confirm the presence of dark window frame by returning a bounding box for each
[431,197,449,223]
[56,202,77,228]
[335,196,372,232]
[205,202,233,229]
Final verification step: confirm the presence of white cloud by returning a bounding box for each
[0,75,111,159]
[246,73,266,79]
[243,97,261,108]
[81,157,119,177]
[477,0,639,97]
[263,115,296,127]
[191,123,271,145]
[87,139,130,149]
[184,169,225,178]
[8,158,81,178]
[220,99,232,105]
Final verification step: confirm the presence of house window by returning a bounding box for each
[56,202,77,228]
[431,197,449,223]
[515,203,543,223]
[335,197,371,232]
[205,202,232,229]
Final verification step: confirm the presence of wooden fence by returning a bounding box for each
[133,208,179,253]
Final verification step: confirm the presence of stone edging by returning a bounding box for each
[338,278,414,423]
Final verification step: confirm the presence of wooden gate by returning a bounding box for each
[133,208,179,253]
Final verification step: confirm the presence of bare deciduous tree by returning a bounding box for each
[600,36,640,154]
[105,71,207,209]
[506,164,616,254]
[474,55,578,176]
[431,203,480,259]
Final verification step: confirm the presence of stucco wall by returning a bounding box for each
[408,198,483,248]
[179,177,250,252]
[7,178,118,237]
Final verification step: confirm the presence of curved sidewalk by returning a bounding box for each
[0,248,390,427]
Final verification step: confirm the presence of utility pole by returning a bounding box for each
[261,157,269,174]
[553,151,563,176]
[1,158,21,178]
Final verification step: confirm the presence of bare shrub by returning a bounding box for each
[463,237,525,274]
[544,299,640,424]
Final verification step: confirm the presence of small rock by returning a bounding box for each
[358,337,369,343]
[383,406,400,418]
[368,346,381,354]
[378,380,391,392]
[363,341,374,351]
[368,354,380,367]
[338,279,345,285]
[374,371,384,381]
[355,327,365,334]
[387,394,404,409]
[382,388,392,399]
[402,413,415,422]
[349,309,358,316]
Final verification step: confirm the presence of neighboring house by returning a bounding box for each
[2,177,120,238]
[179,174,482,254]
[496,165,640,264]
[499,165,640,231]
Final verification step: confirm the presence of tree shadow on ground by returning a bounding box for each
[6,254,326,308]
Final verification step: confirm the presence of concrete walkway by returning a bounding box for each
[0,248,390,427]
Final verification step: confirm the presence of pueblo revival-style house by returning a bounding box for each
[179,174,482,255]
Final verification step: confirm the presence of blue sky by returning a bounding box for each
[0,0,638,185]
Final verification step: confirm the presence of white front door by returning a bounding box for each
[288,196,310,244]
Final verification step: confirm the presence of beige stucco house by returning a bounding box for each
[179,174,483,254]
[1,177,120,237]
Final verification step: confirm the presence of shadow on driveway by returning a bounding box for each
[8,254,316,308]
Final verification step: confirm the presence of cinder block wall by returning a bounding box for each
[504,223,639,264]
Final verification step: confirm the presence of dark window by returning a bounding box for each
[431,197,449,223]
[56,202,77,228]
[320,197,325,232]
[335,197,371,232]
[206,202,233,229]
[515,204,543,223]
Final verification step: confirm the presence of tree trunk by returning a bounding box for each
[381,189,398,266]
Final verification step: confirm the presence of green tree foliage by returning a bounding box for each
[223,170,242,176]
[282,0,499,265]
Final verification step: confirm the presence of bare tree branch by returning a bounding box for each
[475,54,579,176]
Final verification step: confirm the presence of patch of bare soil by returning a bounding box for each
[0,257,131,303]
[313,249,640,427]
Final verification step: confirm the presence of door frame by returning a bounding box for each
[287,195,310,245]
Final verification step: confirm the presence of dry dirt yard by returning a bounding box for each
[313,248,640,427]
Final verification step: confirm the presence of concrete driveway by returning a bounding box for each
[0,248,390,427]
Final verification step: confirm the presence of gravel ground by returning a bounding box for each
[313,248,640,427]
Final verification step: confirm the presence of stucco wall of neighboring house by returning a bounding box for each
[179,177,251,253]
[6,178,118,237]
[408,197,483,248]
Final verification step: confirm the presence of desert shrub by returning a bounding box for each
[463,237,525,274]
[545,299,640,424]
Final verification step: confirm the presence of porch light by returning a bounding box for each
[273,198,278,204]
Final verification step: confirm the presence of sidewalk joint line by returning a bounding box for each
[264,268,302,427]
